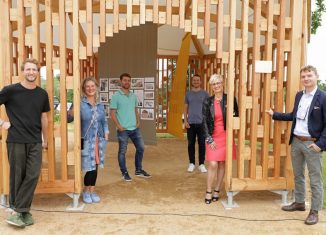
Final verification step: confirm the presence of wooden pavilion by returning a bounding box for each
[0,0,310,209]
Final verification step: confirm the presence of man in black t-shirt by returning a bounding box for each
[0,58,50,228]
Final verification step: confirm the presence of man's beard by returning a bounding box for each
[25,76,37,82]
[122,84,130,89]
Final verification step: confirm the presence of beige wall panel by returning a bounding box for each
[98,23,157,145]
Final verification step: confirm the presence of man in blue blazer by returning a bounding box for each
[267,65,326,225]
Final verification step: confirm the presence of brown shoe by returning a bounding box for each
[305,210,318,225]
[281,202,305,212]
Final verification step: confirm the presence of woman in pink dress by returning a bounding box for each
[202,74,238,204]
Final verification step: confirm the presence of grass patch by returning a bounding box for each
[323,152,326,208]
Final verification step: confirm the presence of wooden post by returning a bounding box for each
[73,0,81,194]
[249,0,261,179]
[100,0,106,42]
[32,0,40,85]
[216,0,223,59]
[86,0,93,57]
[273,0,286,178]
[285,0,303,189]
[17,0,26,76]
[261,0,274,179]
[45,0,55,182]
[0,0,13,195]
[225,0,236,191]
[59,0,68,182]
[237,0,248,179]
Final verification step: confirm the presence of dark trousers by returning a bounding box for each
[84,166,98,186]
[7,143,42,213]
[187,124,205,165]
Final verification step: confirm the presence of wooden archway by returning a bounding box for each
[0,0,309,208]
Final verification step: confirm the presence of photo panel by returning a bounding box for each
[131,78,144,89]
[145,77,155,83]
[144,100,154,108]
[103,104,110,118]
[100,93,109,103]
[144,82,154,91]
[100,78,108,92]
[144,91,154,99]
[140,108,154,120]
[109,78,121,90]
[133,90,144,107]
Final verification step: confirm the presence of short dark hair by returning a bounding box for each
[21,58,40,71]
[120,73,131,80]
[193,74,201,79]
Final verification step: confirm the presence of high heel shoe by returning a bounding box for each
[205,191,212,204]
[212,190,219,202]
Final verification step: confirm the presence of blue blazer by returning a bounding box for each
[272,88,326,151]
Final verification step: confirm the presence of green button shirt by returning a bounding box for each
[110,90,138,130]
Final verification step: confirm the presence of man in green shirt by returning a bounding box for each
[110,73,151,181]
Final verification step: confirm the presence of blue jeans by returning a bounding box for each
[117,128,145,174]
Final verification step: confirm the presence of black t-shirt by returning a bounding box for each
[0,83,50,143]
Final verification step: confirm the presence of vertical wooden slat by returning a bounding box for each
[153,0,158,24]
[273,0,286,178]
[301,0,308,65]
[140,0,145,24]
[166,0,172,25]
[225,0,236,191]
[261,0,274,179]
[73,0,81,193]
[285,0,303,189]
[86,0,92,56]
[237,0,248,179]
[45,0,55,182]
[32,0,40,84]
[100,0,106,42]
[0,0,13,195]
[59,0,68,181]
[179,0,185,28]
[127,0,132,27]
[192,0,198,35]
[204,0,210,45]
[17,0,26,76]
[249,0,261,179]
[113,0,119,33]
[216,0,223,58]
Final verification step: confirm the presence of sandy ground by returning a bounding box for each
[0,138,325,234]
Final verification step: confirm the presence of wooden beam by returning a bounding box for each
[59,0,68,181]
[72,0,82,194]
[249,0,261,179]
[191,35,204,58]
[68,13,86,47]
[237,0,249,179]
[261,0,274,179]
[225,0,236,191]
[86,0,93,56]
[204,0,210,45]
[45,0,55,182]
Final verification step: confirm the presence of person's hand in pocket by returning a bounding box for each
[307,143,321,152]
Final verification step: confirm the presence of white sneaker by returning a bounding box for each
[198,164,207,173]
[187,163,195,172]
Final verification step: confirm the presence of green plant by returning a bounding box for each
[311,0,326,34]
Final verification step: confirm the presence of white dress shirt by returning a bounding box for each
[293,87,317,137]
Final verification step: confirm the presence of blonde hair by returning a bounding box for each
[21,58,40,71]
[300,65,319,78]
[209,74,223,84]
[81,77,99,99]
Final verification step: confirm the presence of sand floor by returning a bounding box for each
[0,138,325,234]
